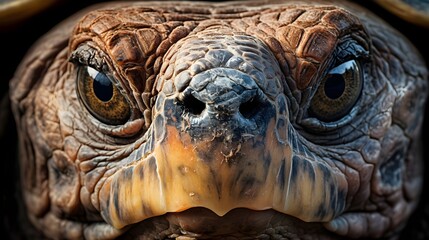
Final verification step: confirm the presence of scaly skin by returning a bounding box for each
[9,1,428,239]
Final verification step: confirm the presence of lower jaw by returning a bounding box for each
[117,208,340,240]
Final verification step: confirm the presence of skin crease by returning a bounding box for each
[8,0,428,239]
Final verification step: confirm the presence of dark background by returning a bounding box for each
[0,0,428,239]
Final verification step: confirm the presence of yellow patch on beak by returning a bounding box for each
[100,120,347,229]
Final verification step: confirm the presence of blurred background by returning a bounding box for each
[0,0,428,239]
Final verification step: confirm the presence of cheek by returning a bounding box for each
[371,125,410,196]
[48,150,81,214]
[393,80,428,137]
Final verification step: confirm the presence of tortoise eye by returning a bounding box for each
[309,60,363,122]
[77,66,131,125]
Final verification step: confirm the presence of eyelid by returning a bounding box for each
[333,38,370,64]
[69,44,107,72]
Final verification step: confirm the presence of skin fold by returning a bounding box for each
[9,0,428,239]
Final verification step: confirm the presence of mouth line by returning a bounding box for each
[115,207,336,240]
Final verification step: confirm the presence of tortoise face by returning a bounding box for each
[9,0,428,239]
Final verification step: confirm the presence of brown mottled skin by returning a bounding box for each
[8,0,428,239]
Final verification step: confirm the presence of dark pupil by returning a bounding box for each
[92,72,113,102]
[324,74,345,99]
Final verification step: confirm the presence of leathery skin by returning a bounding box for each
[9,0,428,239]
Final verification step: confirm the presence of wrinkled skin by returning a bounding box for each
[9,0,428,239]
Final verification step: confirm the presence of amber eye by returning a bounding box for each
[309,60,363,122]
[77,66,131,125]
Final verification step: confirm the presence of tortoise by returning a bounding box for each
[1,0,429,239]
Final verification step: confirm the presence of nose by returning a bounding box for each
[182,73,260,119]
[176,68,276,138]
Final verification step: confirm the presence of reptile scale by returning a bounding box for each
[5,0,429,239]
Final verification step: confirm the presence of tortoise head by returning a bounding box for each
[9,0,428,239]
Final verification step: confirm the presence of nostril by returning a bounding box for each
[239,97,262,119]
[181,94,206,115]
